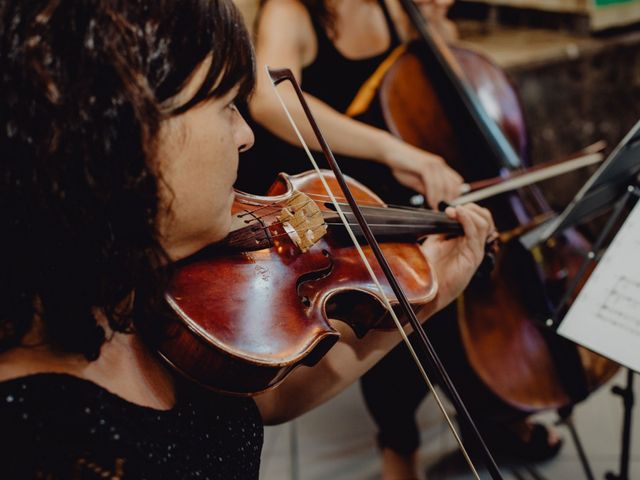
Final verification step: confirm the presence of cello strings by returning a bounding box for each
[268,67,481,480]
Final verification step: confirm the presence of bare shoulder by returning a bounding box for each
[260,0,310,21]
[257,0,315,61]
[0,348,73,383]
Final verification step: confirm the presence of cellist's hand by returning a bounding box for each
[380,134,463,208]
[419,203,495,310]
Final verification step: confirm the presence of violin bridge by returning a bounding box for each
[278,190,327,252]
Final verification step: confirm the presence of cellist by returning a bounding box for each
[0,0,494,478]
[240,0,561,477]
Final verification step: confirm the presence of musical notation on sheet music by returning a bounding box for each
[596,276,640,337]
[559,199,640,373]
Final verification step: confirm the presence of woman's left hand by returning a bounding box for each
[419,203,496,310]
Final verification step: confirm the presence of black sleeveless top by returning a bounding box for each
[0,373,263,479]
[237,0,401,194]
[302,0,401,113]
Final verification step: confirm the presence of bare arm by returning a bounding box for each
[255,203,495,424]
[249,0,463,208]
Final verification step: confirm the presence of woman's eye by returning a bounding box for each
[227,101,238,112]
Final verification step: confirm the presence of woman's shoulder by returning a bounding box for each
[262,0,310,17]
[257,0,318,68]
[258,0,314,42]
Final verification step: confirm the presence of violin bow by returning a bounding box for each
[267,66,503,480]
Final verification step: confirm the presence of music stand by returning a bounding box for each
[520,119,640,251]
[519,120,640,480]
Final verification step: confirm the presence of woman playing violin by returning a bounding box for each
[0,0,494,478]
[241,0,561,477]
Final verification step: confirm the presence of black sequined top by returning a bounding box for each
[0,373,263,479]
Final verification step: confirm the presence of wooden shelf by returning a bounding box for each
[460,0,640,30]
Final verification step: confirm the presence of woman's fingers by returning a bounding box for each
[444,169,464,202]
[461,203,495,237]
[446,204,494,256]
[420,160,464,208]
[384,139,464,208]
[424,175,445,209]
[392,169,425,194]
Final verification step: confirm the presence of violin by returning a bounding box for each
[159,170,462,396]
[347,0,619,416]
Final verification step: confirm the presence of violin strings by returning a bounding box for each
[233,209,458,248]
[232,219,424,247]
[297,191,382,207]
[236,189,434,215]
[234,185,457,226]
[231,188,460,249]
[239,200,324,226]
[235,201,283,218]
[236,195,454,228]
[302,190,448,213]
[232,221,457,249]
[268,67,480,480]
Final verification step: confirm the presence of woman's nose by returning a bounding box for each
[236,112,255,153]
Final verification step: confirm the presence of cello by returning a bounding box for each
[346,0,619,418]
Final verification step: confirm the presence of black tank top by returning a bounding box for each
[237,0,401,194]
[302,0,401,113]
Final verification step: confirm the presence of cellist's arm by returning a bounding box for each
[254,204,494,425]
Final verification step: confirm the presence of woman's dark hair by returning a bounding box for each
[0,0,255,360]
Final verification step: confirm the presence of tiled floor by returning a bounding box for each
[260,370,639,479]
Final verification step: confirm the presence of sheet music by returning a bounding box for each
[559,198,640,373]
